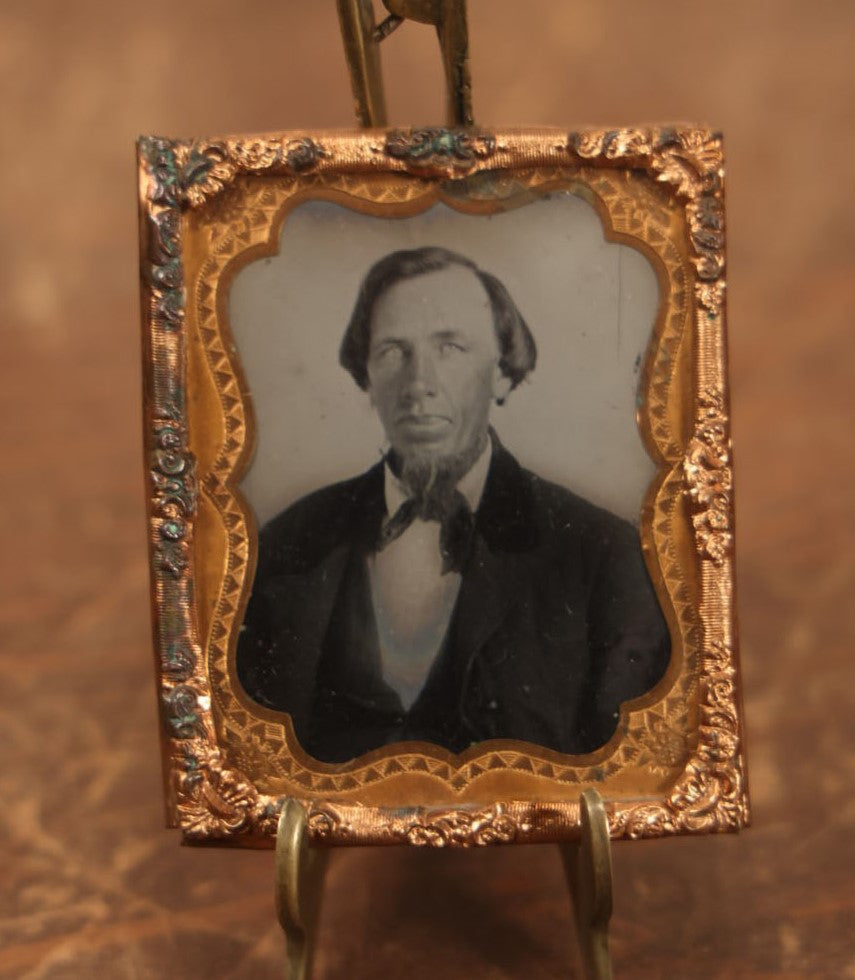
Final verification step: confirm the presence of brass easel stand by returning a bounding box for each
[561,789,615,980]
[275,800,329,980]
[336,0,473,127]
[275,789,614,980]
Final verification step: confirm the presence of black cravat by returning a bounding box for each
[377,488,475,574]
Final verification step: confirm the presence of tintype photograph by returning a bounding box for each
[233,196,669,763]
[140,127,746,845]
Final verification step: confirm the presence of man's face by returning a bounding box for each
[366,265,510,462]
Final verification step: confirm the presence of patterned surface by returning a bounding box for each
[3,1,854,975]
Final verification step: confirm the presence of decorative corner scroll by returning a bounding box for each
[609,640,747,837]
[384,127,496,176]
[176,742,263,839]
[181,137,327,207]
[649,130,727,300]
[141,134,327,210]
[649,129,723,199]
[569,128,725,277]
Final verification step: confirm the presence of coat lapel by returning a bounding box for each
[257,545,350,733]
[444,442,540,672]
[448,535,530,664]
[255,463,387,731]
[289,460,386,637]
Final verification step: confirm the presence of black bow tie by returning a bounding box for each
[377,489,475,574]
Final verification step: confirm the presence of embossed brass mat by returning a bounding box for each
[140,127,747,845]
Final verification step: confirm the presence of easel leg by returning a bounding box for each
[560,788,614,980]
[275,799,330,980]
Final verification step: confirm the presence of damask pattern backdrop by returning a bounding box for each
[2,3,853,976]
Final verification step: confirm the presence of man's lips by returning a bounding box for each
[396,413,451,426]
[395,414,452,439]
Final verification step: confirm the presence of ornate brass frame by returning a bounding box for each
[139,126,748,846]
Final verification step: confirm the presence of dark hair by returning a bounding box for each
[339,246,537,391]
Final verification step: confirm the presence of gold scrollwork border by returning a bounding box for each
[139,127,748,845]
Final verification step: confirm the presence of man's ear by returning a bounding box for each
[492,366,512,406]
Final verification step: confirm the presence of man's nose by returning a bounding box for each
[402,347,438,398]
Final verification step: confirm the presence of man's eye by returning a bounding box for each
[373,345,403,363]
[440,340,467,355]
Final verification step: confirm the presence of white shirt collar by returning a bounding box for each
[383,438,492,515]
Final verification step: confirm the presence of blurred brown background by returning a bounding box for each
[2,2,854,977]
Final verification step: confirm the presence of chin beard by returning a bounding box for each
[387,432,488,503]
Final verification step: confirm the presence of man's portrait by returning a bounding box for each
[233,196,671,764]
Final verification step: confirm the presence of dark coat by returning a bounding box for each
[236,445,670,762]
